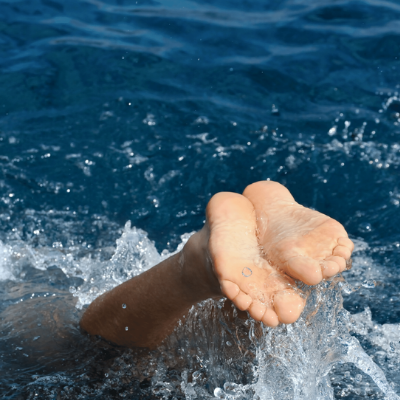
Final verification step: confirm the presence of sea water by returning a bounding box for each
[1,0,400,398]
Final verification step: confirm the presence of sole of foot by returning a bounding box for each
[206,182,354,328]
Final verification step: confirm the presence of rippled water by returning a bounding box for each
[1,0,400,398]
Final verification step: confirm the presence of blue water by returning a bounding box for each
[1,0,400,398]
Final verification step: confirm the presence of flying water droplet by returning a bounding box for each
[328,126,337,136]
[242,267,252,277]
[359,222,372,233]
[122,303,126,309]
[125,326,128,331]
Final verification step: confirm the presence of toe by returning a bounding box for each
[273,291,305,324]
[325,255,346,272]
[333,245,351,260]
[338,237,354,252]
[285,256,323,286]
[321,260,340,278]
[234,291,253,311]
[220,280,240,299]
[248,301,267,321]
[261,308,280,327]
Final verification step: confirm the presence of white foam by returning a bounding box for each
[0,240,15,281]
[1,219,399,398]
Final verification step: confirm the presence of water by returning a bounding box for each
[1,0,400,398]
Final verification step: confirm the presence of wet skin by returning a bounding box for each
[80,181,354,348]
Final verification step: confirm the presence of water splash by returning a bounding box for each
[1,222,399,399]
[159,279,400,399]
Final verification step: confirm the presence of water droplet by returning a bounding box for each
[192,371,201,380]
[122,303,126,309]
[142,113,156,126]
[226,341,232,347]
[242,267,252,277]
[125,326,128,331]
[355,374,363,383]
[214,387,225,399]
[362,280,375,289]
[224,382,238,391]
[271,104,280,116]
[358,222,372,233]
[328,126,337,136]
[340,282,354,295]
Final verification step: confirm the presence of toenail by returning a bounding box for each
[242,267,252,277]
[346,258,352,270]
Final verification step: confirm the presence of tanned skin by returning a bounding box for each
[80,181,354,349]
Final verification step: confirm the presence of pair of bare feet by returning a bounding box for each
[198,181,354,327]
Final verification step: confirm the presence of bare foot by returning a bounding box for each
[243,182,354,284]
[205,181,354,328]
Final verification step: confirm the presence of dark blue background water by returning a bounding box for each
[1,0,400,398]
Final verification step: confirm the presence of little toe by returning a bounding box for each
[333,245,351,260]
[338,237,354,252]
[273,291,305,324]
[325,255,346,272]
[261,308,279,327]
[248,301,267,321]
[285,256,323,286]
[321,260,340,278]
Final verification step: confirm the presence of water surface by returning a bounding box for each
[1,0,400,398]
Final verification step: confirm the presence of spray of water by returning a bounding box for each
[1,222,399,399]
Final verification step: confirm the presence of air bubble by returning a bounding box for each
[242,267,252,277]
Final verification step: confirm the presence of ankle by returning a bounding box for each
[180,228,222,303]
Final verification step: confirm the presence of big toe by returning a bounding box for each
[285,256,323,286]
[273,290,305,324]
